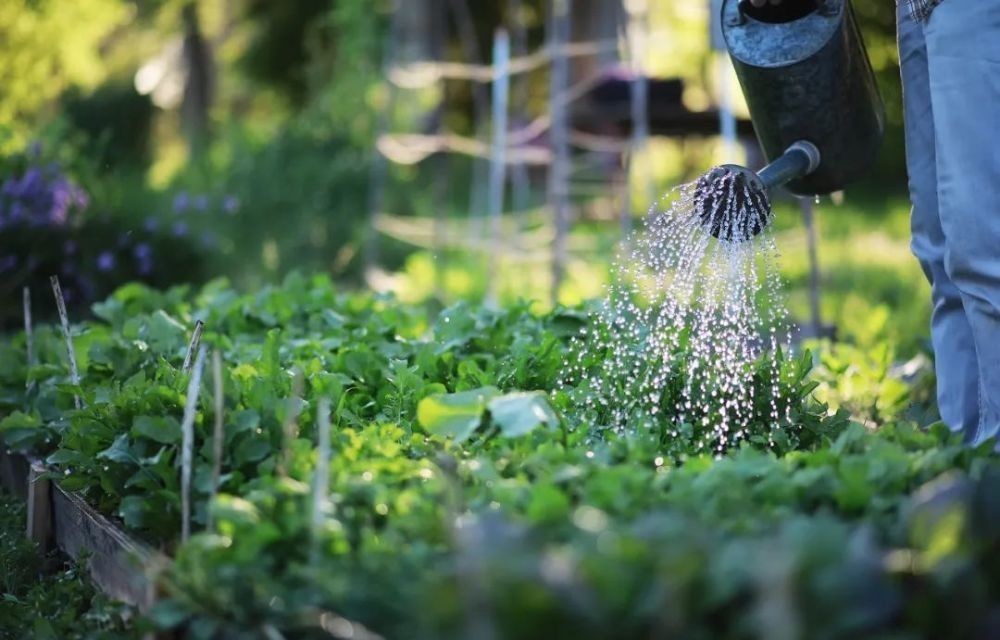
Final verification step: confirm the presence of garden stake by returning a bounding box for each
[182,320,205,373]
[180,345,207,543]
[207,349,224,532]
[485,27,510,306]
[49,276,81,409]
[310,397,332,565]
[277,369,305,477]
[22,287,34,391]
[547,0,571,305]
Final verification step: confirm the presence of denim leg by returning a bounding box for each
[924,0,1000,444]
[898,3,980,438]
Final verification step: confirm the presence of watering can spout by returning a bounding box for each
[695,141,821,242]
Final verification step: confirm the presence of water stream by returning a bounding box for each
[562,168,792,453]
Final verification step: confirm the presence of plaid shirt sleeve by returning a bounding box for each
[901,0,944,22]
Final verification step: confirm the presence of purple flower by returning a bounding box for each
[172,221,188,237]
[96,251,116,272]
[63,240,78,254]
[18,168,42,198]
[223,195,240,215]
[193,194,208,212]
[172,191,190,214]
[133,243,153,275]
[143,217,160,232]
[133,242,152,260]
[0,164,87,229]
[0,254,17,272]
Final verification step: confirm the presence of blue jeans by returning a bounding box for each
[897,0,1000,445]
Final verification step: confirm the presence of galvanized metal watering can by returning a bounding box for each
[717,0,885,198]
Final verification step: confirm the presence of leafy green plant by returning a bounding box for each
[0,275,995,638]
[0,492,136,639]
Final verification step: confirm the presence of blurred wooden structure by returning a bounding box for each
[366,0,757,304]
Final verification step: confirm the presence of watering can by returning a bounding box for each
[713,0,885,205]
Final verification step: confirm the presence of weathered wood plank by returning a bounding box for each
[51,485,167,612]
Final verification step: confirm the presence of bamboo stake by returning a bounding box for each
[182,320,205,373]
[23,287,34,391]
[509,0,532,244]
[623,0,650,238]
[485,28,511,306]
[206,350,224,532]
[180,345,207,543]
[449,0,491,240]
[310,396,332,564]
[800,197,824,336]
[432,0,449,302]
[548,0,572,306]
[363,0,403,280]
[49,276,81,409]
[277,370,305,477]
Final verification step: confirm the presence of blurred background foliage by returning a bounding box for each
[0,0,926,420]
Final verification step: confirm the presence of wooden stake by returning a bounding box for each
[485,28,511,306]
[277,370,305,477]
[310,397,332,563]
[547,0,572,306]
[800,197,824,337]
[182,320,205,374]
[363,3,403,280]
[180,346,207,543]
[49,276,81,409]
[26,460,51,550]
[23,287,34,391]
[450,0,491,242]
[207,350,224,532]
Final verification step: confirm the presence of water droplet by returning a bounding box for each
[557,167,792,453]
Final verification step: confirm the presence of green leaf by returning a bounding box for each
[97,434,135,465]
[526,484,571,524]
[234,437,272,466]
[417,386,500,442]
[118,494,150,529]
[227,409,260,444]
[209,494,261,528]
[0,411,47,450]
[143,310,189,353]
[132,415,183,445]
[45,449,89,466]
[0,411,41,431]
[487,392,559,438]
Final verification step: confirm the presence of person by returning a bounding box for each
[749,0,1000,446]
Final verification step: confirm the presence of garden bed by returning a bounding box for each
[0,449,163,612]
[1,274,999,638]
